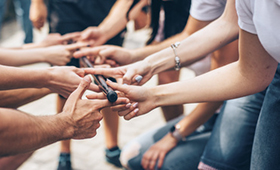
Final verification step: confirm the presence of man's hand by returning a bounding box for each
[74,45,134,67]
[79,27,108,46]
[43,43,89,66]
[29,0,47,30]
[45,66,100,98]
[61,76,129,139]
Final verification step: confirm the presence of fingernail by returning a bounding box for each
[84,76,91,83]
[135,75,143,83]
[123,83,128,86]
[126,103,131,108]
[89,75,94,82]
[134,108,139,113]
[133,102,138,108]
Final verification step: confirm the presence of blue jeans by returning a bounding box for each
[251,64,280,169]
[121,115,217,170]
[200,90,265,170]
[0,0,33,43]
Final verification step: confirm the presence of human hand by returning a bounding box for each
[38,32,82,48]
[88,80,156,120]
[46,66,100,98]
[83,60,152,85]
[141,134,178,170]
[79,26,108,46]
[74,45,134,67]
[61,76,129,139]
[29,0,47,29]
[43,43,88,66]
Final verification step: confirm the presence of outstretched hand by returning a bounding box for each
[73,45,134,67]
[62,76,129,139]
[86,80,156,120]
[83,60,152,86]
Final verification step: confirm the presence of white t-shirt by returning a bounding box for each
[236,0,280,62]
[190,0,227,21]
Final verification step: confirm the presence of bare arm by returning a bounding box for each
[132,16,211,62]
[0,88,51,108]
[153,29,278,107]
[145,0,239,75]
[0,108,70,156]
[0,65,99,97]
[80,0,134,45]
[0,76,129,156]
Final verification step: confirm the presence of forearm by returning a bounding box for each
[0,65,49,90]
[144,1,239,75]
[0,108,71,156]
[0,88,52,108]
[131,31,189,62]
[98,0,133,42]
[0,48,47,66]
[178,102,222,137]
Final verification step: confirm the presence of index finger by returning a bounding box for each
[65,42,89,51]
[106,80,130,94]
[61,32,81,42]
[73,46,105,58]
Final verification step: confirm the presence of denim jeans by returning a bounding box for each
[121,115,217,170]
[0,0,33,43]
[200,90,265,170]
[251,64,280,169]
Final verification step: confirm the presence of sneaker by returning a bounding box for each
[57,153,72,170]
[105,147,122,168]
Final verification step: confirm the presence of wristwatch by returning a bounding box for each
[169,124,185,141]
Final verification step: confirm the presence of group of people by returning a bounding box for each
[0,0,279,170]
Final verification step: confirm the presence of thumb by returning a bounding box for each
[123,69,137,85]
[69,75,92,100]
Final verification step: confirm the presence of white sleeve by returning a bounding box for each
[190,0,227,21]
[236,0,257,34]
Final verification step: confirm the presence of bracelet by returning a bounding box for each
[170,42,181,71]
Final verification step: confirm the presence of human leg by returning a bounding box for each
[121,115,216,170]
[199,91,265,170]
[158,70,184,121]
[250,64,280,169]
[102,107,122,167]
[0,0,7,32]
[13,0,33,43]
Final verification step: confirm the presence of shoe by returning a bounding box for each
[57,153,72,170]
[105,147,122,168]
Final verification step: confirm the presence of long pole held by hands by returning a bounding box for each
[81,56,118,103]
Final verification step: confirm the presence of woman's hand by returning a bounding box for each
[43,43,88,66]
[88,80,157,120]
[141,133,178,170]
[74,45,135,67]
[84,60,153,85]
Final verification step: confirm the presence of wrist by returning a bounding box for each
[144,48,174,76]
[55,113,74,140]
[169,124,186,142]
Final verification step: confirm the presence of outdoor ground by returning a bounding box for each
[0,21,197,170]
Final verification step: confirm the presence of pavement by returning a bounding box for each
[0,21,197,170]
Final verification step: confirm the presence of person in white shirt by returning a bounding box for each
[85,0,280,169]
